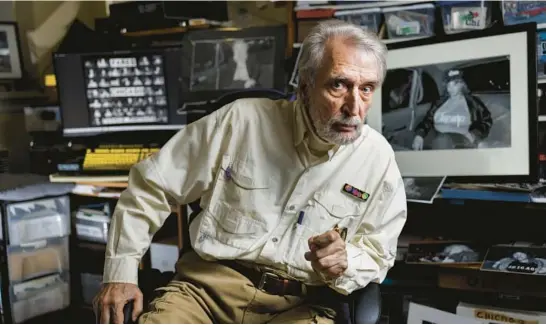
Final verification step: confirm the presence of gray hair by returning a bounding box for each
[297,19,387,94]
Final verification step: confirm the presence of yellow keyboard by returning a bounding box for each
[82,147,160,171]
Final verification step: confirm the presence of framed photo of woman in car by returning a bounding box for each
[368,23,538,183]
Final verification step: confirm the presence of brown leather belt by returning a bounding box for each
[220,260,329,297]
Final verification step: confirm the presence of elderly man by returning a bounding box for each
[94,19,407,324]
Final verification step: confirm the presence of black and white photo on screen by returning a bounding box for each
[381,56,511,152]
[190,37,276,92]
[0,31,11,73]
[0,22,22,79]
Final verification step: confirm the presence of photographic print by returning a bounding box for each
[367,25,537,181]
[406,241,485,264]
[481,245,546,275]
[538,84,546,116]
[403,176,446,204]
[382,57,511,152]
[0,31,11,73]
[0,23,22,79]
[82,53,168,127]
[190,36,276,92]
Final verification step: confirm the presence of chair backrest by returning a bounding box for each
[212,89,289,110]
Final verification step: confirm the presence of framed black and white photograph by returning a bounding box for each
[406,241,486,265]
[481,245,546,275]
[403,176,446,204]
[367,23,538,183]
[0,22,23,80]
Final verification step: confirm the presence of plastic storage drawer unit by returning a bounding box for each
[74,209,111,244]
[5,196,70,246]
[383,3,435,39]
[334,8,382,33]
[440,1,492,34]
[502,1,546,26]
[538,31,546,77]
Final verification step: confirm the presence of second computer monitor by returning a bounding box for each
[180,25,287,107]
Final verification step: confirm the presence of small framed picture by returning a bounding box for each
[0,22,23,80]
[405,240,486,265]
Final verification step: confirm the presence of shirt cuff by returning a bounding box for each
[103,257,140,284]
[330,244,377,295]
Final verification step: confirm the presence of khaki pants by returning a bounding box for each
[139,251,337,324]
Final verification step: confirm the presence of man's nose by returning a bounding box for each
[343,90,362,117]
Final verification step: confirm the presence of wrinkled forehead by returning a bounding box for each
[323,47,381,84]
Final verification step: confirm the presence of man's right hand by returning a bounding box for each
[93,283,143,324]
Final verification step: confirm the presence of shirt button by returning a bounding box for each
[288,205,296,211]
[272,237,278,243]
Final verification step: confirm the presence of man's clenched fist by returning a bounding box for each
[304,230,348,280]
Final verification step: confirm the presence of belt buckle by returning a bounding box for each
[258,271,279,291]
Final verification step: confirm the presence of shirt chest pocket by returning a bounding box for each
[205,155,272,228]
[211,155,272,208]
[306,189,367,236]
[199,156,273,252]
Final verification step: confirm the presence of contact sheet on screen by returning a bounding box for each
[83,54,169,126]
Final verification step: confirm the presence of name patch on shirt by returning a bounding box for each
[342,183,370,201]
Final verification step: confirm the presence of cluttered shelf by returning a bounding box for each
[388,260,546,297]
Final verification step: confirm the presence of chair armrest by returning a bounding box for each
[350,282,381,324]
[122,301,135,324]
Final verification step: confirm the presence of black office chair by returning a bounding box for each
[107,90,382,323]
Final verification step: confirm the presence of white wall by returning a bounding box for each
[0,1,14,21]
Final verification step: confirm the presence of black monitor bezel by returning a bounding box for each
[179,25,287,106]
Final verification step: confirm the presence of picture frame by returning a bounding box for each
[367,23,538,183]
[0,22,23,80]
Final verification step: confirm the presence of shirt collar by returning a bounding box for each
[292,99,336,150]
[293,99,307,147]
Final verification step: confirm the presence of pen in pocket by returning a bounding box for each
[296,211,304,225]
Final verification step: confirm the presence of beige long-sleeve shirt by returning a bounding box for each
[104,98,407,295]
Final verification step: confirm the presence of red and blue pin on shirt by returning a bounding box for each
[342,183,370,202]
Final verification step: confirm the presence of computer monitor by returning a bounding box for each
[179,25,287,110]
[54,46,185,136]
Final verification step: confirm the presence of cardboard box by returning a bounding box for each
[457,302,546,324]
